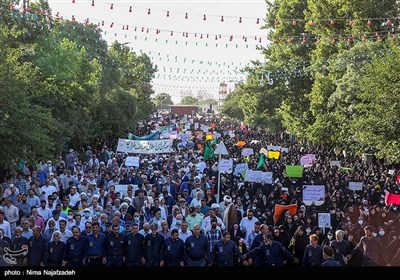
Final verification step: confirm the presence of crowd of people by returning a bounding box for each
[0,110,399,267]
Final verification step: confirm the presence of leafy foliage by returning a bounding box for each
[0,1,156,167]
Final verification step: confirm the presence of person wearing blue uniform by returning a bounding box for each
[160,229,186,267]
[330,230,352,265]
[84,222,106,266]
[125,223,145,267]
[303,234,324,266]
[185,224,211,266]
[104,224,126,267]
[212,231,241,267]
[28,226,48,266]
[64,226,87,266]
[321,245,342,267]
[144,223,164,267]
[243,233,298,267]
[46,231,66,266]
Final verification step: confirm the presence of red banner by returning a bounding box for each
[385,192,400,205]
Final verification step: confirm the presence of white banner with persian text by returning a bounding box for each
[117,139,174,154]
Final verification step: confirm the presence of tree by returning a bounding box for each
[0,24,54,168]
[180,96,199,105]
[153,93,173,109]
[220,87,245,121]
[199,99,218,105]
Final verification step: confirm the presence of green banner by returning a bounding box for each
[285,165,303,178]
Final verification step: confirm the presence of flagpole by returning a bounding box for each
[217,153,222,204]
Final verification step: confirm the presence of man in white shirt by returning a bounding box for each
[37,199,52,221]
[0,209,11,239]
[239,209,259,241]
[196,157,207,173]
[178,220,192,242]
[68,186,80,209]
[3,199,19,237]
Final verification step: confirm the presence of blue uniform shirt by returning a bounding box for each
[125,233,145,265]
[65,236,87,261]
[85,233,106,257]
[161,237,186,265]
[185,234,211,264]
[213,240,241,266]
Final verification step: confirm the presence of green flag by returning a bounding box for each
[210,137,217,145]
[285,165,303,177]
[128,132,134,140]
[204,141,215,161]
[256,154,265,169]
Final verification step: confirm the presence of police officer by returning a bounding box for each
[213,231,241,267]
[144,223,164,267]
[125,223,145,267]
[64,226,87,266]
[160,229,186,267]
[84,222,106,266]
[28,226,48,266]
[46,231,66,266]
[185,224,211,266]
[303,234,324,266]
[243,233,298,267]
[104,224,126,267]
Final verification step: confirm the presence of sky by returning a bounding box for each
[46,0,268,103]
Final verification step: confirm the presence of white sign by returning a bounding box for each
[302,185,325,206]
[202,125,209,133]
[246,170,262,182]
[260,172,273,184]
[114,184,139,197]
[219,159,233,172]
[318,213,331,229]
[214,141,229,155]
[117,139,174,154]
[241,148,254,157]
[267,145,281,151]
[348,182,363,191]
[300,154,316,166]
[125,156,140,167]
[194,123,199,129]
[281,147,289,153]
[388,169,395,175]
[234,163,248,176]
[245,170,273,183]
[330,160,341,167]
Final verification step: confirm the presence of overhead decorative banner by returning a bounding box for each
[117,139,174,154]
